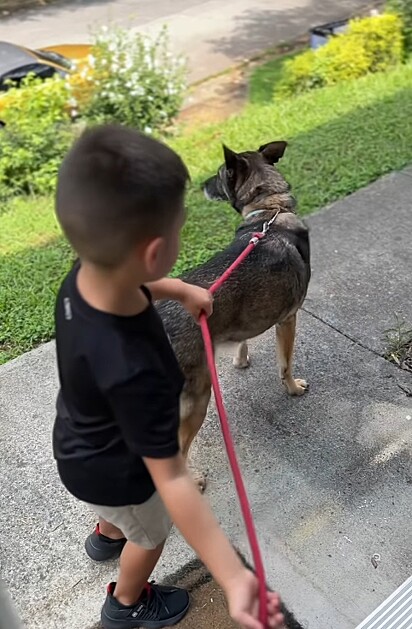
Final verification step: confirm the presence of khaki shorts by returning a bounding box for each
[87,492,172,550]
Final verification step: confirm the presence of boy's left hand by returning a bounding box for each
[179,283,213,322]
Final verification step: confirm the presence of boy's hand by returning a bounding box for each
[226,569,285,629]
[146,278,213,321]
[179,283,213,321]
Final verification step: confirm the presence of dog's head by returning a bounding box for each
[203,141,294,216]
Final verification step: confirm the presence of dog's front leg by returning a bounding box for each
[178,384,211,492]
[233,340,250,369]
[276,314,308,396]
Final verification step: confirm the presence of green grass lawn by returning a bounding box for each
[1,60,412,363]
[248,51,298,104]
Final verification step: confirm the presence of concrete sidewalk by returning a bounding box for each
[0,0,371,82]
[1,169,411,629]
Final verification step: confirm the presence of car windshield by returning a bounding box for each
[34,49,72,70]
[0,63,56,91]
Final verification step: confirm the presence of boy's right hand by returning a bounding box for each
[226,569,285,629]
[144,454,285,628]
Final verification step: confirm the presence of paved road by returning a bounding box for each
[1,169,411,629]
[1,0,371,81]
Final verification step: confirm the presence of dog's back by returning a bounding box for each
[157,210,310,375]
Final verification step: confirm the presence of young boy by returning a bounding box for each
[52,124,285,629]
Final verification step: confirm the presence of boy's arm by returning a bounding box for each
[144,452,244,589]
[146,278,213,320]
[108,373,284,628]
[146,278,187,301]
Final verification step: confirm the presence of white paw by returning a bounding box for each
[233,354,251,369]
[283,377,308,396]
[291,378,308,396]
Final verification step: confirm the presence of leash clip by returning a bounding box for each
[260,210,280,238]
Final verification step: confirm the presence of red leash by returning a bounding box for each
[199,213,279,627]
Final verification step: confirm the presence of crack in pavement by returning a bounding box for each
[301,306,411,379]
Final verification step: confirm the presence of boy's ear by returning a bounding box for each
[258,141,288,164]
[140,236,164,275]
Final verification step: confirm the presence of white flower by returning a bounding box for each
[87,54,96,67]
[144,126,152,134]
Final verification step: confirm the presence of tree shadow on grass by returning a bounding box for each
[187,83,412,217]
[280,86,412,214]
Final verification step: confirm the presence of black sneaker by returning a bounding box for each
[85,524,126,561]
[101,581,190,629]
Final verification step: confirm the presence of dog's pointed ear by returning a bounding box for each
[258,141,288,164]
[223,144,240,170]
[222,144,248,178]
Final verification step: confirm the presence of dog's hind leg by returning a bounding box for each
[233,341,250,369]
[276,314,308,396]
[179,379,211,492]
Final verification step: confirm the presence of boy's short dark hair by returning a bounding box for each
[56,124,189,267]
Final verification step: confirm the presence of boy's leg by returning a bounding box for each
[102,540,189,629]
[99,517,125,540]
[113,541,164,605]
[85,512,127,562]
[100,497,190,628]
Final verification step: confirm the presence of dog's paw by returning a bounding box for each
[233,354,251,369]
[291,378,308,396]
[283,377,308,396]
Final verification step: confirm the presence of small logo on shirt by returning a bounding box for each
[64,297,72,320]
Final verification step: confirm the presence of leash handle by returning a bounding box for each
[200,315,268,627]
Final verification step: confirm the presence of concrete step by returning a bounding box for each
[356,576,412,629]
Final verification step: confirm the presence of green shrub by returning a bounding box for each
[275,49,321,95]
[73,25,187,131]
[277,13,404,97]
[0,75,73,197]
[386,0,412,52]
[348,14,404,70]
[315,36,371,86]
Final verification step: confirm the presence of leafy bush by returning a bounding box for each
[386,0,412,52]
[0,75,73,197]
[275,49,321,95]
[277,13,404,96]
[68,25,186,132]
[315,36,371,86]
[348,13,404,70]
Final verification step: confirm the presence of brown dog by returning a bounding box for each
[156,141,311,486]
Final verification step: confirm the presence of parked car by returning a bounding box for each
[0,41,90,91]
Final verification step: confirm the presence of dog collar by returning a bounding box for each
[245,209,269,220]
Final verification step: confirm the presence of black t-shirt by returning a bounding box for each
[52,264,184,506]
